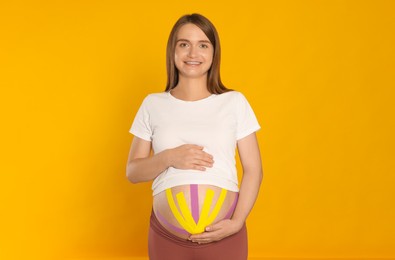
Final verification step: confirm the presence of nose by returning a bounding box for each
[187,45,198,58]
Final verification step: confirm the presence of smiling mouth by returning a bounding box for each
[184,61,202,65]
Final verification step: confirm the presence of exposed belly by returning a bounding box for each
[153,184,238,240]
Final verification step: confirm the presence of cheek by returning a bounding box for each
[205,52,214,65]
[174,52,183,66]
[206,49,214,59]
[174,49,187,62]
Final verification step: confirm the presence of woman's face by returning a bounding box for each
[174,23,214,80]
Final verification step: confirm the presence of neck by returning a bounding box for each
[172,76,211,101]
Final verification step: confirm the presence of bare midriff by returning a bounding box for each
[153,184,238,240]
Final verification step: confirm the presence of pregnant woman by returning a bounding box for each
[126,13,263,260]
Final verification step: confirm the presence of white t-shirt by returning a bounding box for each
[129,90,260,196]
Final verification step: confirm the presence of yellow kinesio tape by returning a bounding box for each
[165,187,228,234]
[195,189,215,233]
[165,189,195,233]
[198,188,227,231]
[176,192,197,230]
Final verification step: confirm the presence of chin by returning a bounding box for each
[181,73,209,79]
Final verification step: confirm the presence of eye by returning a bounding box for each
[179,42,188,47]
[200,44,209,49]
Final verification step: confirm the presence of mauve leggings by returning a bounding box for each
[148,211,248,260]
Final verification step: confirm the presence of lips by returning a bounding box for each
[184,61,202,65]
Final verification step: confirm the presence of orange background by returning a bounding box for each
[1,0,394,259]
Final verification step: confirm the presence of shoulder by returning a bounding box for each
[216,90,238,98]
[216,90,248,103]
[144,91,168,100]
[140,92,168,105]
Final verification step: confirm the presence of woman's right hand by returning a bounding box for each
[168,144,214,171]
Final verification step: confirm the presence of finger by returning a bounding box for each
[195,150,214,158]
[189,144,204,150]
[192,238,212,244]
[190,230,220,241]
[196,239,213,244]
[192,164,206,171]
[191,158,211,165]
[191,147,213,157]
[189,233,209,240]
[194,154,214,163]
[193,159,213,168]
[192,235,217,244]
[201,155,215,163]
[205,225,215,232]
[205,222,223,232]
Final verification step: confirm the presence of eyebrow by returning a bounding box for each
[176,39,212,44]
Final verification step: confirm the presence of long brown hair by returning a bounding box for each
[165,13,231,94]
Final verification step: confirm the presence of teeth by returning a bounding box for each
[185,61,201,65]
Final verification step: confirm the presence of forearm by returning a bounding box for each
[127,143,214,184]
[126,149,170,183]
[231,169,263,227]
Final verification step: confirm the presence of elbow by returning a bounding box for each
[126,163,140,184]
[256,167,263,184]
[243,165,263,184]
[254,166,264,184]
[126,172,139,184]
[126,175,139,184]
[259,169,264,183]
[259,162,265,182]
[243,169,263,190]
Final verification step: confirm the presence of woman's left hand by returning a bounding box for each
[188,219,244,244]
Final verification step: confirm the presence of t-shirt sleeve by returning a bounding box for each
[235,92,261,140]
[129,96,152,141]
